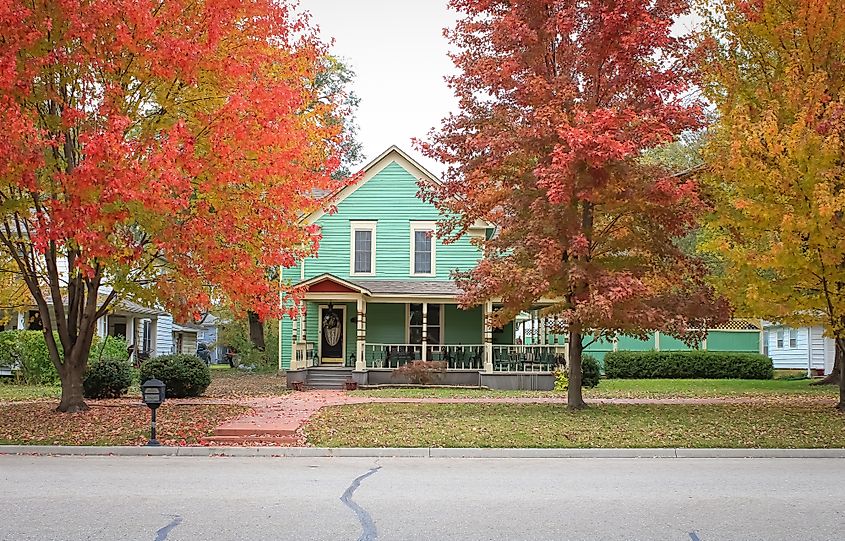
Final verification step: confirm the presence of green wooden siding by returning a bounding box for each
[707,331,760,352]
[299,161,482,282]
[445,304,482,344]
[366,303,406,344]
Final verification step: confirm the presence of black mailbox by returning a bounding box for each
[140,378,166,446]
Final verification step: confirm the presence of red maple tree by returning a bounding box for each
[0,0,346,411]
[420,0,729,408]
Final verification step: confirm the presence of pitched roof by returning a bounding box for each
[297,273,463,298]
[348,279,462,297]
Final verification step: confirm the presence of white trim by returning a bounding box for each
[299,273,372,295]
[410,221,437,277]
[350,221,377,277]
[317,304,347,364]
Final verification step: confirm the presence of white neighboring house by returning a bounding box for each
[171,315,223,362]
[1,300,174,364]
[762,323,835,375]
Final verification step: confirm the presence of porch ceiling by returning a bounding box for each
[297,273,462,298]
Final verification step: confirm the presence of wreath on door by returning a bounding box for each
[322,309,341,347]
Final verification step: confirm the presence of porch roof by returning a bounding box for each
[298,273,462,298]
[351,279,461,297]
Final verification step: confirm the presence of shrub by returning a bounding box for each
[88,336,129,363]
[604,350,773,380]
[139,354,211,398]
[580,354,601,388]
[0,331,59,385]
[83,357,133,398]
[553,369,568,392]
[391,361,447,385]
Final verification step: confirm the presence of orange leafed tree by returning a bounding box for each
[0,0,346,411]
[421,0,729,409]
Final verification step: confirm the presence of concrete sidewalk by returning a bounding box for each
[2,445,844,458]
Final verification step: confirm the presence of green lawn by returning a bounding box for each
[304,402,845,448]
[352,378,836,400]
[0,383,61,402]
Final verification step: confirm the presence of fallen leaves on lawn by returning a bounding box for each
[303,402,845,449]
[203,370,289,399]
[0,400,250,446]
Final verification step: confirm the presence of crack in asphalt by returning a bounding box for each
[340,466,382,541]
[154,515,183,541]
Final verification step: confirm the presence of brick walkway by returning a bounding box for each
[206,391,781,446]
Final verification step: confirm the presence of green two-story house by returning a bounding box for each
[279,146,763,389]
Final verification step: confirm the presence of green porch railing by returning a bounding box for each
[365,344,423,368]
[364,344,485,370]
[492,345,564,372]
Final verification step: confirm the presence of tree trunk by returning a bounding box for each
[836,338,845,412]
[812,341,841,386]
[567,330,587,410]
[248,311,266,351]
[57,351,88,413]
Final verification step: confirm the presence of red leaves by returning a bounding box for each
[0,0,347,322]
[0,400,249,446]
[423,0,728,335]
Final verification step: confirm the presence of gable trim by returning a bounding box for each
[298,273,372,296]
[303,146,442,226]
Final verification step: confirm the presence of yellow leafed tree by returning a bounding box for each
[698,0,845,409]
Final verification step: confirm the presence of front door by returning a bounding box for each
[320,306,345,365]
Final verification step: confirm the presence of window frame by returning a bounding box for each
[350,221,377,276]
[776,329,784,349]
[409,221,437,277]
[789,328,798,348]
[406,303,444,345]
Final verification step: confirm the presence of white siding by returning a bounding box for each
[809,327,828,371]
[156,314,173,356]
[767,326,811,370]
[766,325,830,371]
[824,337,835,375]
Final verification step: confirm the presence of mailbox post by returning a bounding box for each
[141,378,166,446]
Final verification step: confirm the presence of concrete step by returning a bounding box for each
[202,434,300,445]
[213,426,297,437]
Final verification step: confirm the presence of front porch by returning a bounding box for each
[280,274,567,390]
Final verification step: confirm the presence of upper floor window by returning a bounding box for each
[350,221,376,276]
[410,221,436,276]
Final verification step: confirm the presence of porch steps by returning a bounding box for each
[306,367,354,390]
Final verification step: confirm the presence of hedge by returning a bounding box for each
[604,350,773,380]
[140,354,211,398]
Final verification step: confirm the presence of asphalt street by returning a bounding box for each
[1,455,842,540]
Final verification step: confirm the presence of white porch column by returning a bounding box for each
[421,302,428,362]
[356,297,366,371]
[483,301,493,373]
[149,318,158,357]
[654,331,661,351]
[539,316,547,346]
[291,302,299,370]
[128,317,136,363]
[16,311,25,330]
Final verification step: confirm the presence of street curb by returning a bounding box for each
[1,445,844,459]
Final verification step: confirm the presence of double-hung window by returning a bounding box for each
[410,221,436,276]
[789,328,798,348]
[408,303,442,344]
[776,330,784,348]
[350,221,376,276]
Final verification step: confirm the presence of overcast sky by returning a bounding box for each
[303,2,703,177]
[304,0,458,174]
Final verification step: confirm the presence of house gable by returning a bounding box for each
[290,146,490,283]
